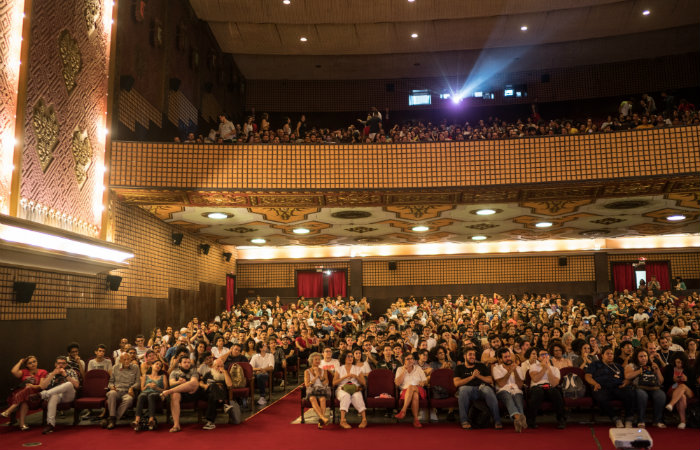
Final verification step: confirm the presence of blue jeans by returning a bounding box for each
[496,390,525,418]
[636,389,665,423]
[457,385,501,425]
[254,373,269,396]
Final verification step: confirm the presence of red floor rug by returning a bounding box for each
[0,388,694,450]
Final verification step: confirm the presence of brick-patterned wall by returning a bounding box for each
[0,200,235,320]
[110,126,700,191]
[246,53,700,112]
[607,253,700,279]
[237,262,349,289]
[20,0,109,231]
[362,256,595,287]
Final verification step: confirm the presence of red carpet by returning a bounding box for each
[0,389,694,450]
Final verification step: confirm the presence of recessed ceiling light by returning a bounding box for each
[472,235,487,241]
[535,222,553,228]
[408,0,415,2]
[520,25,528,31]
[410,33,418,38]
[666,214,686,221]
[293,227,310,234]
[299,37,307,42]
[282,0,290,4]
[412,225,429,232]
[642,9,650,15]
[251,238,266,244]
[206,212,230,220]
[476,209,497,216]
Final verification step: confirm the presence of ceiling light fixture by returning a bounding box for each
[250,238,266,244]
[642,9,650,15]
[410,33,418,38]
[535,222,553,228]
[666,214,686,221]
[472,235,487,241]
[299,37,307,42]
[476,209,496,216]
[283,0,291,4]
[293,228,310,234]
[520,25,528,31]
[412,225,429,232]
[206,212,229,220]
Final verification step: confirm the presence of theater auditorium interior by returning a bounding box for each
[0,0,699,449]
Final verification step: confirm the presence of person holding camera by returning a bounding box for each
[1,356,48,430]
[625,348,665,428]
[38,356,80,434]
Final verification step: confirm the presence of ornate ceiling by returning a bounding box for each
[138,193,699,246]
[189,0,700,79]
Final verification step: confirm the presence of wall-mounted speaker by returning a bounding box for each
[558,257,568,267]
[106,275,122,291]
[388,261,397,271]
[14,282,36,303]
[120,75,135,92]
[172,232,184,246]
[199,244,211,255]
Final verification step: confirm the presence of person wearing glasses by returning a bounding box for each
[38,356,80,434]
[394,354,428,428]
[525,349,566,429]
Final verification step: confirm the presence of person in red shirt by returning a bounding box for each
[2,356,48,430]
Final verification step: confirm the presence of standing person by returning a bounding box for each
[525,349,566,429]
[492,348,527,432]
[102,353,139,429]
[584,346,636,428]
[296,114,308,140]
[304,352,331,428]
[218,114,236,142]
[366,112,382,142]
[1,356,48,431]
[453,348,502,430]
[625,349,665,428]
[394,354,427,428]
[38,356,80,434]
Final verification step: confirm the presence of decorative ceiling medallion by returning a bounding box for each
[32,100,59,172]
[58,30,82,93]
[188,191,249,206]
[84,0,100,35]
[325,192,382,206]
[386,205,454,220]
[465,223,497,230]
[665,192,699,209]
[521,200,592,215]
[331,210,372,219]
[346,226,376,233]
[604,200,649,210]
[591,217,624,225]
[250,195,322,207]
[70,129,92,189]
[579,229,611,237]
[225,226,255,233]
[271,221,331,235]
[139,205,184,219]
[249,207,319,223]
[354,237,382,243]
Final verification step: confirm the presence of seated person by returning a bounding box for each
[453,348,502,430]
[663,353,695,429]
[374,344,400,372]
[102,352,139,429]
[199,359,233,430]
[133,360,167,431]
[304,352,331,428]
[525,348,566,429]
[333,351,367,429]
[585,346,636,428]
[249,342,274,406]
[394,354,427,428]
[161,356,201,433]
[38,356,80,434]
[1,356,48,431]
[87,344,113,372]
[492,348,526,432]
[624,348,665,428]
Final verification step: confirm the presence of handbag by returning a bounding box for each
[342,384,358,395]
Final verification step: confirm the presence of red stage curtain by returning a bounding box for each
[226,274,235,311]
[612,263,635,292]
[646,261,671,290]
[328,270,347,298]
[297,271,323,298]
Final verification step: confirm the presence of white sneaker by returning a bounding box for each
[223,404,232,413]
[430,409,439,422]
[279,381,286,388]
[257,397,267,406]
[203,421,216,430]
[678,422,686,430]
[665,404,673,411]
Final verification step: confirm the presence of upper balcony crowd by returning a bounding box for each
[175,93,698,145]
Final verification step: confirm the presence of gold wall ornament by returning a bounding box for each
[58,30,82,93]
[71,129,93,189]
[32,100,60,172]
[84,0,100,34]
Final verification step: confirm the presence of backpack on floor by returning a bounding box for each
[468,399,494,429]
[227,401,242,425]
[686,403,700,429]
[561,373,586,399]
[230,363,247,388]
[138,416,157,431]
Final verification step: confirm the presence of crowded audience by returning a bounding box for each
[3,287,699,434]
[176,93,699,145]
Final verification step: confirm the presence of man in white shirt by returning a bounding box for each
[525,349,566,429]
[319,347,340,374]
[249,343,274,405]
[491,348,526,432]
[633,306,649,323]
